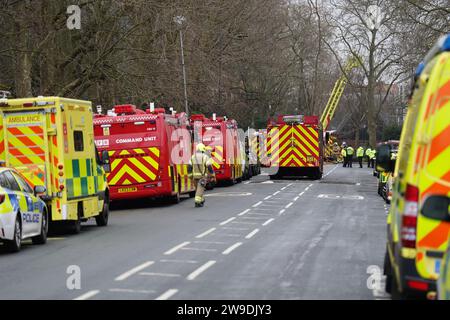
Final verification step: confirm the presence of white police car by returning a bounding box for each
[0,167,48,252]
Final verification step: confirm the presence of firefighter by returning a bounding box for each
[346,145,354,168]
[188,143,216,208]
[357,146,365,168]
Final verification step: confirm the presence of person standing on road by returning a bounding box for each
[357,146,365,168]
[188,143,216,208]
[346,145,354,168]
[370,148,377,169]
[341,147,347,167]
[365,147,372,168]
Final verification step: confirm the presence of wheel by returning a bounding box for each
[169,192,180,204]
[5,215,22,253]
[95,196,109,227]
[189,191,196,198]
[68,218,81,234]
[32,210,48,245]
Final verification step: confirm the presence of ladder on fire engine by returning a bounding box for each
[320,57,360,131]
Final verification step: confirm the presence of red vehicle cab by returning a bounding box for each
[190,114,243,184]
[94,104,195,202]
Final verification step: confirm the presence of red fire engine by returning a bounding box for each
[190,114,244,184]
[267,115,323,179]
[94,104,195,202]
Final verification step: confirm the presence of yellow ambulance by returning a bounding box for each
[378,34,450,299]
[0,96,110,233]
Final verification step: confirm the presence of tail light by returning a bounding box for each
[401,184,419,248]
[59,185,65,191]
[0,194,5,204]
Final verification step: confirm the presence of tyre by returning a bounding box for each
[5,215,22,253]
[32,210,48,245]
[95,197,109,227]
[68,218,81,234]
[169,192,180,204]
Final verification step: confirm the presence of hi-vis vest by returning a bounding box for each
[190,152,212,179]
[357,147,364,157]
[346,147,354,155]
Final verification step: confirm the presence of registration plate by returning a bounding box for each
[118,187,137,193]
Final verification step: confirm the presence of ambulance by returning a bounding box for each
[267,115,323,179]
[380,34,450,299]
[190,114,243,184]
[0,97,110,234]
[94,105,195,203]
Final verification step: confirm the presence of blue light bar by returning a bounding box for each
[416,33,450,78]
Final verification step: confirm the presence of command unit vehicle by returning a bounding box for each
[0,167,47,252]
[380,34,450,299]
[267,115,323,179]
[0,97,110,234]
[190,114,243,184]
[94,104,195,203]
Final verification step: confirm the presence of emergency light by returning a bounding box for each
[417,33,450,77]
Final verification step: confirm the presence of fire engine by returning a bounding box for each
[267,115,323,179]
[190,114,243,184]
[94,104,195,203]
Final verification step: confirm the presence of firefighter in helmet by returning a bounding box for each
[188,143,216,208]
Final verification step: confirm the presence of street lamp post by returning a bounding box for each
[174,15,189,117]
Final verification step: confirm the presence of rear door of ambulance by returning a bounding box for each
[1,110,51,192]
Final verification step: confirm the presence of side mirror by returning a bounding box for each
[34,185,46,196]
[376,145,394,172]
[101,150,111,173]
[421,195,450,222]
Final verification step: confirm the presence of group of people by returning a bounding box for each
[341,143,376,168]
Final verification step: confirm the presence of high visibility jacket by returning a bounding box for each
[370,150,376,159]
[357,147,364,157]
[189,152,214,179]
[365,148,372,157]
[341,148,347,157]
[346,147,354,156]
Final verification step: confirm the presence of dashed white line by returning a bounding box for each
[221,226,249,231]
[262,218,275,226]
[222,242,243,255]
[252,201,263,208]
[273,191,280,196]
[115,261,155,281]
[245,229,259,239]
[182,247,217,252]
[109,288,156,294]
[238,209,251,216]
[195,228,216,239]
[285,202,293,209]
[299,192,305,196]
[164,242,190,255]
[264,196,272,200]
[220,217,236,226]
[280,187,287,191]
[187,261,216,280]
[279,209,286,215]
[140,272,181,278]
[294,196,299,201]
[160,259,198,264]
[194,240,227,245]
[155,289,179,300]
[74,290,100,300]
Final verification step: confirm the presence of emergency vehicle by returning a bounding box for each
[190,114,243,184]
[94,104,195,203]
[267,115,323,179]
[0,97,110,234]
[0,167,47,252]
[380,34,450,299]
[257,129,270,168]
[438,235,450,300]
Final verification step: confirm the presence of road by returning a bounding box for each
[0,164,390,300]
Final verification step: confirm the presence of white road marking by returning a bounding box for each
[181,247,217,252]
[160,259,198,264]
[263,218,275,226]
[261,181,274,184]
[240,216,268,220]
[279,209,286,215]
[285,202,293,209]
[221,226,249,231]
[140,272,181,278]
[220,217,236,226]
[74,290,100,300]
[193,240,227,245]
[245,229,259,239]
[287,183,294,187]
[356,183,361,186]
[299,192,305,196]
[222,242,243,255]
[238,209,251,216]
[155,289,179,300]
[187,261,216,280]
[222,233,242,237]
[231,221,259,225]
[281,187,287,191]
[252,201,263,208]
[109,288,156,294]
[115,261,154,281]
[294,196,299,201]
[248,212,271,216]
[273,191,281,196]
[244,181,251,185]
[164,242,190,255]
[264,196,272,200]
[195,228,216,239]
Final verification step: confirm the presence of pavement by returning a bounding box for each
[0,164,390,300]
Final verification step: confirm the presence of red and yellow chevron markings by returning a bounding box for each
[108,148,160,186]
[211,146,223,169]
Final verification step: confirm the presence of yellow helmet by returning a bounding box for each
[196,143,206,152]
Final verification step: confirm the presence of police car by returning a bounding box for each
[0,166,48,252]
